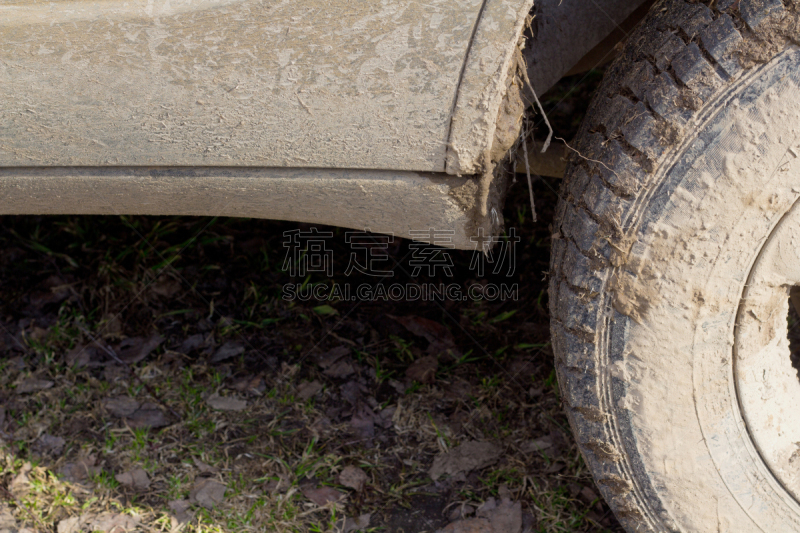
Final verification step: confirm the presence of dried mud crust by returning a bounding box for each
[549,0,800,532]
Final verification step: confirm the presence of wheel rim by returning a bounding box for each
[736,198,800,502]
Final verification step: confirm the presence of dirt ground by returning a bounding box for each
[0,72,622,533]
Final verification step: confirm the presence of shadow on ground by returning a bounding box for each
[0,69,621,533]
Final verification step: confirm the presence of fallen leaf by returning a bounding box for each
[316,346,350,368]
[429,441,502,481]
[231,373,264,393]
[206,393,247,412]
[16,378,54,394]
[125,403,169,429]
[335,513,371,532]
[405,355,438,384]
[301,485,344,507]
[103,396,141,418]
[520,436,552,454]
[150,277,182,298]
[29,276,70,309]
[65,344,91,368]
[349,405,377,441]
[339,380,367,406]
[57,516,83,533]
[117,334,164,364]
[89,512,140,533]
[59,455,102,484]
[189,478,226,509]
[193,458,219,474]
[34,434,66,456]
[296,380,323,401]
[323,358,355,378]
[210,341,244,363]
[263,473,291,494]
[115,467,150,490]
[9,462,32,496]
[179,333,205,354]
[168,500,193,524]
[477,496,522,533]
[338,466,368,492]
[0,504,17,529]
[389,315,456,351]
[439,496,521,533]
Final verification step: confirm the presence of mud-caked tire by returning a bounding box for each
[550,1,800,531]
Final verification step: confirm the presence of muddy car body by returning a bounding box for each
[1,0,648,247]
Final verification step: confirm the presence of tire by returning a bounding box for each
[549,1,800,531]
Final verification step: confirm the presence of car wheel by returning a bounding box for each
[550,0,800,531]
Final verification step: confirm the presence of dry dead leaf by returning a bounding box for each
[301,485,345,507]
[296,380,323,401]
[59,455,102,484]
[211,341,245,363]
[115,467,150,490]
[323,358,355,378]
[389,315,457,354]
[206,392,247,411]
[335,513,371,532]
[193,458,219,474]
[405,355,438,384]
[117,334,164,364]
[150,277,181,298]
[315,345,350,368]
[429,441,502,481]
[189,478,226,509]
[65,344,91,368]
[350,405,377,440]
[168,499,193,524]
[179,333,205,354]
[16,378,54,394]
[34,433,65,456]
[476,496,522,533]
[103,396,140,418]
[125,403,169,428]
[520,436,553,454]
[338,465,368,492]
